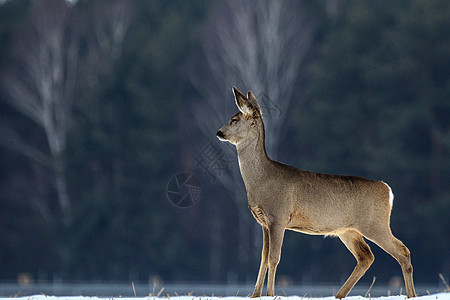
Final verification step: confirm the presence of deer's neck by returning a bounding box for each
[236,128,272,188]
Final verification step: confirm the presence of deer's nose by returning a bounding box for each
[216,130,225,138]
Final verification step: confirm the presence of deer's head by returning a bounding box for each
[216,86,263,146]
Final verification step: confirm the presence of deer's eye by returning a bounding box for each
[230,119,238,125]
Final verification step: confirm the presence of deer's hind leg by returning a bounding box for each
[251,226,269,298]
[365,229,417,298]
[335,230,374,299]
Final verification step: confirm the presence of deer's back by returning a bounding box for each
[247,161,392,235]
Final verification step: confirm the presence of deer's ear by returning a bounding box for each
[233,86,252,116]
[247,90,261,116]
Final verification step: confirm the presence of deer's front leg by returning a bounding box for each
[251,226,269,298]
[266,224,285,296]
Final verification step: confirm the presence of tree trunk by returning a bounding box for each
[53,158,71,219]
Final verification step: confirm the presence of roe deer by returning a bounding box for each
[216,87,417,298]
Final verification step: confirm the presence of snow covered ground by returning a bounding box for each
[1,292,449,300]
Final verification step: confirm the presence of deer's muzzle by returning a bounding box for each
[216,130,225,139]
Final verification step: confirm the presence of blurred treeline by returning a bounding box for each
[0,0,449,286]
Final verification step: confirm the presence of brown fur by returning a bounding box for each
[216,87,417,298]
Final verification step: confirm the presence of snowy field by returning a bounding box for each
[1,292,449,300]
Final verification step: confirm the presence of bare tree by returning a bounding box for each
[1,0,78,217]
[83,0,134,92]
[190,0,316,276]
[0,0,134,219]
[73,0,135,201]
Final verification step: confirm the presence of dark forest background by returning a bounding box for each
[0,0,449,287]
